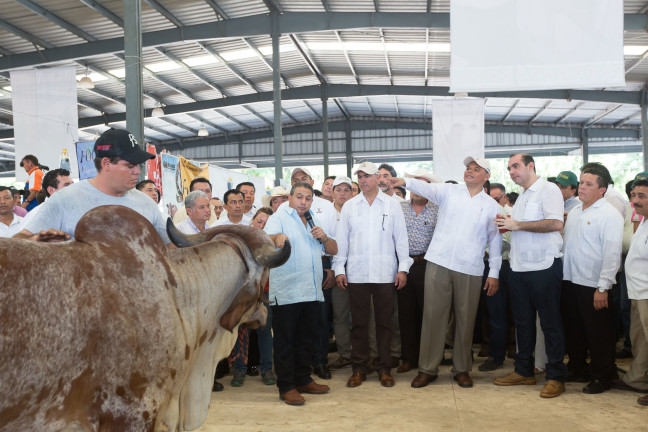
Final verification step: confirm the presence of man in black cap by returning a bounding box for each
[15,128,170,244]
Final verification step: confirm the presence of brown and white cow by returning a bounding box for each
[0,205,290,432]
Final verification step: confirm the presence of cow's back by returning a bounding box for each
[0,207,185,431]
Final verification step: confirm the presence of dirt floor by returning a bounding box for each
[196,352,646,432]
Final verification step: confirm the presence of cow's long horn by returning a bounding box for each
[253,240,291,269]
[166,218,209,247]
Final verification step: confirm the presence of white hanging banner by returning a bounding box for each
[432,99,484,182]
[450,0,625,92]
[11,67,79,181]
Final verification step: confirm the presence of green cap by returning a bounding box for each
[555,171,578,188]
[633,171,648,186]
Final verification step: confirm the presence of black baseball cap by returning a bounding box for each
[94,128,155,165]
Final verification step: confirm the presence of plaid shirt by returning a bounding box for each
[401,200,439,256]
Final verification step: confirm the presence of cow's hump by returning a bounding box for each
[74,205,165,249]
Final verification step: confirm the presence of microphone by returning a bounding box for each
[304,211,322,243]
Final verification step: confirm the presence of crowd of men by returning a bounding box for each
[2,127,648,408]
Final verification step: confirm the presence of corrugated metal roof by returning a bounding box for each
[0,0,645,171]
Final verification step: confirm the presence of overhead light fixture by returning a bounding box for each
[78,76,94,89]
[197,126,209,137]
[151,104,164,117]
[78,67,94,89]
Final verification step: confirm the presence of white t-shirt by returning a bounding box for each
[23,181,171,244]
[210,214,251,227]
[0,214,23,238]
[626,219,648,300]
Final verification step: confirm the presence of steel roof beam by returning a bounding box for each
[555,101,585,124]
[243,105,273,127]
[614,110,642,127]
[289,34,326,84]
[529,101,552,124]
[214,109,251,131]
[154,47,226,97]
[156,118,641,152]
[334,99,350,120]
[304,101,322,120]
[186,112,230,135]
[502,99,520,122]
[0,17,53,48]
[379,28,393,85]
[143,0,184,28]
[79,0,124,27]
[5,13,648,71]
[0,84,643,139]
[11,0,97,41]
[585,103,623,127]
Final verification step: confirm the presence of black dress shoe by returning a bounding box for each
[313,365,332,380]
[583,379,611,394]
[566,371,590,383]
[212,380,224,392]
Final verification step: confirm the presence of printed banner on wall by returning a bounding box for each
[75,141,97,180]
[432,99,484,182]
[450,0,624,92]
[146,144,162,194]
[161,154,182,218]
[178,156,210,199]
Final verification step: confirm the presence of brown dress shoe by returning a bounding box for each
[397,361,416,373]
[296,381,330,394]
[280,389,305,406]
[379,370,395,387]
[540,380,565,398]
[411,371,438,388]
[328,356,352,370]
[347,371,367,388]
[638,394,648,406]
[494,372,536,386]
[454,372,473,388]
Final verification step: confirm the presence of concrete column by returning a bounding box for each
[124,0,144,154]
[345,121,352,178]
[642,102,648,170]
[322,91,329,177]
[582,129,589,165]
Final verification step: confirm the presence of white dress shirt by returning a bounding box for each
[175,218,207,234]
[626,219,648,300]
[406,179,502,278]
[509,178,564,272]
[210,214,251,227]
[309,195,336,235]
[563,198,624,290]
[0,213,23,238]
[332,190,412,283]
[605,185,626,218]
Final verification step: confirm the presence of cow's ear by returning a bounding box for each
[219,302,248,332]
[219,286,257,332]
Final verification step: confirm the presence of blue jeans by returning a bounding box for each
[233,302,274,373]
[509,258,567,381]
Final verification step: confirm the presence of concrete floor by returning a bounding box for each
[196,353,645,432]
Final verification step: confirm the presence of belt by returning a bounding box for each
[410,254,426,262]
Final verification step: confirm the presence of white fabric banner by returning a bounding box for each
[11,67,79,181]
[432,99,484,182]
[450,0,625,92]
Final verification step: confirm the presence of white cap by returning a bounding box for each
[404,168,443,184]
[463,156,491,174]
[332,176,353,189]
[354,161,379,176]
[291,166,312,180]
[262,186,289,208]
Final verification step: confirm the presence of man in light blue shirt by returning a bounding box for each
[264,182,338,406]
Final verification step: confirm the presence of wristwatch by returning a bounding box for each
[597,287,606,293]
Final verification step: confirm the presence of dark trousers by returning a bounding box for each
[509,258,567,381]
[348,282,394,373]
[483,260,510,364]
[272,301,319,394]
[313,257,333,367]
[561,281,617,382]
[398,260,426,365]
